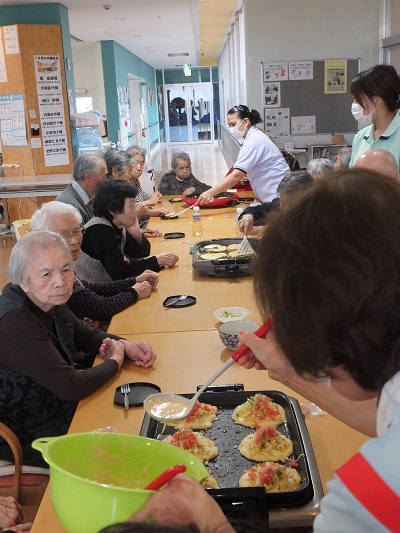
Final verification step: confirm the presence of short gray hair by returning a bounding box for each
[31,201,83,231]
[73,152,105,182]
[125,144,146,161]
[8,231,71,285]
[171,152,191,171]
[336,147,352,169]
[306,158,334,178]
[104,148,133,178]
[277,170,314,196]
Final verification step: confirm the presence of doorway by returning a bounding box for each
[164,84,214,144]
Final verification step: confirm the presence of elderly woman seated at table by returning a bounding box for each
[105,148,168,224]
[30,201,159,322]
[0,231,157,467]
[74,179,179,284]
[125,145,169,219]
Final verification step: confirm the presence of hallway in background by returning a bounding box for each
[150,141,229,190]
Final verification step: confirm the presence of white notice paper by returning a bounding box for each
[3,26,19,55]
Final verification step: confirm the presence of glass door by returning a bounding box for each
[164,83,213,144]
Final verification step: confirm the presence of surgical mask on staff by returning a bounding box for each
[351,102,373,127]
[230,119,246,139]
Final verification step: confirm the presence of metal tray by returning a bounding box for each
[192,238,258,277]
[140,385,323,528]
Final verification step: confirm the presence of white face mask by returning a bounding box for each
[230,119,246,139]
[351,102,373,127]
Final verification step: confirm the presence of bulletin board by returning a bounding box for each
[262,59,360,135]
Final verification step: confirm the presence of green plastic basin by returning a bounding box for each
[32,432,208,533]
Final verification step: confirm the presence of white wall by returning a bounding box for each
[71,42,106,117]
[221,0,381,147]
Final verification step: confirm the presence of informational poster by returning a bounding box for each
[117,84,131,149]
[291,115,316,134]
[0,94,28,146]
[264,108,290,141]
[264,82,281,107]
[35,55,69,167]
[0,29,7,83]
[289,61,313,80]
[263,62,288,81]
[3,25,19,55]
[324,59,347,94]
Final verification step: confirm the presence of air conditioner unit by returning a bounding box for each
[75,88,87,96]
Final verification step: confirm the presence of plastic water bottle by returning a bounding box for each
[236,207,243,237]
[192,206,203,236]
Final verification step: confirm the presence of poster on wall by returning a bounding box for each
[324,59,347,94]
[0,94,28,146]
[3,25,19,55]
[263,62,288,81]
[289,61,313,80]
[35,55,70,166]
[291,115,316,134]
[264,82,281,107]
[0,30,7,83]
[117,84,132,149]
[264,107,290,141]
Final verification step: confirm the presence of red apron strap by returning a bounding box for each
[336,453,400,532]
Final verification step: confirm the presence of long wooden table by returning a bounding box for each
[31,196,369,532]
[112,199,260,335]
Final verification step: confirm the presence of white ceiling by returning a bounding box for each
[0,0,238,69]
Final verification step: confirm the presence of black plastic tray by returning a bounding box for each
[163,295,196,308]
[140,386,313,509]
[114,382,161,408]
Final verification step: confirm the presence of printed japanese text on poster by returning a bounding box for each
[264,108,290,141]
[35,55,69,167]
[324,59,347,94]
[291,115,316,134]
[0,94,28,146]
[263,62,288,81]
[289,61,313,80]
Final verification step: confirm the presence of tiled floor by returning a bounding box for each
[0,141,229,289]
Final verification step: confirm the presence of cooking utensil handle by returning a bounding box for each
[176,204,195,216]
[190,357,236,405]
[230,317,274,363]
[145,464,187,491]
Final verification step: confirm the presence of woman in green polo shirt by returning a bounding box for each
[350,64,400,168]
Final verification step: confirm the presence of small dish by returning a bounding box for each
[218,320,260,351]
[164,232,185,239]
[214,306,249,323]
[163,295,196,308]
[114,382,161,408]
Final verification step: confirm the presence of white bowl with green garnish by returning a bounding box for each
[214,307,249,323]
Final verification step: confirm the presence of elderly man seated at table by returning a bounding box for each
[238,169,314,235]
[354,148,400,181]
[56,152,107,223]
[74,179,179,283]
[0,231,157,467]
[30,201,159,323]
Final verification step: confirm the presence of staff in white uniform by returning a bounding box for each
[198,105,290,204]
